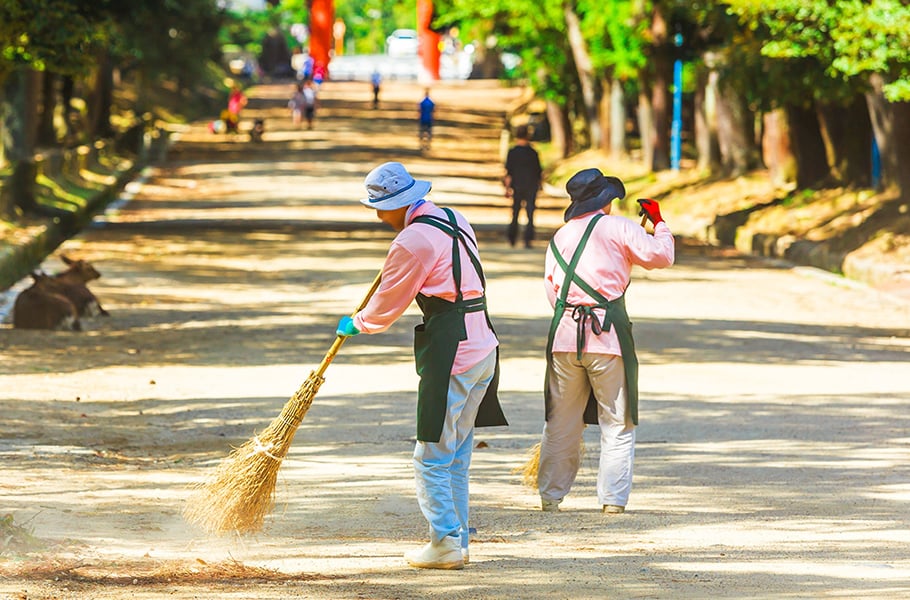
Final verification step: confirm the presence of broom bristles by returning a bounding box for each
[512,439,587,490]
[512,442,542,489]
[183,371,324,535]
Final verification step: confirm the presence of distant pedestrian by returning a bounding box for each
[503,124,543,248]
[298,53,314,80]
[419,89,435,151]
[223,83,247,134]
[313,62,326,87]
[302,79,318,129]
[288,82,306,127]
[371,70,382,109]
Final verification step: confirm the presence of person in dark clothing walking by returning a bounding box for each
[504,124,543,248]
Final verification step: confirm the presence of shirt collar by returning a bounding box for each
[405,199,432,224]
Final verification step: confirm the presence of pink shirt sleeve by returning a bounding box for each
[353,238,429,334]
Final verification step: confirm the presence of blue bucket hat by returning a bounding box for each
[360,162,432,211]
[563,169,625,222]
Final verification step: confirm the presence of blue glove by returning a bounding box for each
[336,316,360,337]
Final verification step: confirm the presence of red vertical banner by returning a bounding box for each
[308,0,334,80]
[417,0,441,82]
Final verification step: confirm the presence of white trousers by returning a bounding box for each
[413,349,497,550]
[538,352,635,507]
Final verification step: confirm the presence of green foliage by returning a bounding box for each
[726,0,910,102]
[0,0,109,78]
[830,0,910,101]
[438,0,575,97]
[221,1,308,57]
[335,0,417,55]
[577,0,648,82]
[0,513,44,554]
[0,0,226,92]
[116,0,226,86]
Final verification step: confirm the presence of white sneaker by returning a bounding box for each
[405,536,464,570]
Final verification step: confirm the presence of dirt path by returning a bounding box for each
[2,80,910,600]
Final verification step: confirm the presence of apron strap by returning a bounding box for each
[546,214,604,360]
[413,208,488,300]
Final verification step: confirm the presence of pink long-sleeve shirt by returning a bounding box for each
[353,201,498,374]
[544,210,675,356]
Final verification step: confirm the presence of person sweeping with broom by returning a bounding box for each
[335,161,507,570]
[537,168,674,514]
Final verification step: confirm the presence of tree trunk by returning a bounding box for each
[649,5,671,171]
[608,77,627,158]
[564,3,601,149]
[0,68,40,219]
[865,74,910,197]
[637,83,654,171]
[60,75,78,145]
[715,81,757,176]
[815,95,872,188]
[786,104,829,188]
[694,63,721,173]
[761,109,797,187]
[36,71,58,148]
[546,99,570,159]
[598,76,610,153]
[894,102,910,199]
[89,49,115,138]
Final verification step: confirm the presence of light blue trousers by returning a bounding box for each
[413,349,497,550]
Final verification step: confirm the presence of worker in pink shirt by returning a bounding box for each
[538,168,674,515]
[336,162,507,570]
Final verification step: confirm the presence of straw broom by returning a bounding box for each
[514,213,648,489]
[183,272,382,535]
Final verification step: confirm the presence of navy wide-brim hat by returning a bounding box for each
[563,168,626,222]
[360,162,431,211]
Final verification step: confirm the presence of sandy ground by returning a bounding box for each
[1,80,910,600]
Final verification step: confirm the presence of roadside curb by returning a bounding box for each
[741,231,909,302]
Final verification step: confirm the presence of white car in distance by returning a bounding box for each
[386,29,419,56]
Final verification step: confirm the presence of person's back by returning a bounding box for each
[228,87,246,116]
[419,92,435,126]
[288,84,306,126]
[418,91,435,150]
[302,83,316,107]
[504,125,543,247]
[301,81,317,129]
[505,145,541,194]
[371,71,382,108]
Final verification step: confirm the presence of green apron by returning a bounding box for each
[411,208,508,442]
[544,213,640,426]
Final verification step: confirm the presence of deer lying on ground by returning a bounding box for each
[52,255,109,317]
[13,272,82,331]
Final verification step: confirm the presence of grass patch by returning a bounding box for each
[0,513,45,555]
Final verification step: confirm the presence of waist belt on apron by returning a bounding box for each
[411,208,508,442]
[544,213,639,426]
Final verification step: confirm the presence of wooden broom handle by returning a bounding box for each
[314,270,383,378]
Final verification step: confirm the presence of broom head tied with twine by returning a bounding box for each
[183,272,383,536]
[183,372,323,535]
